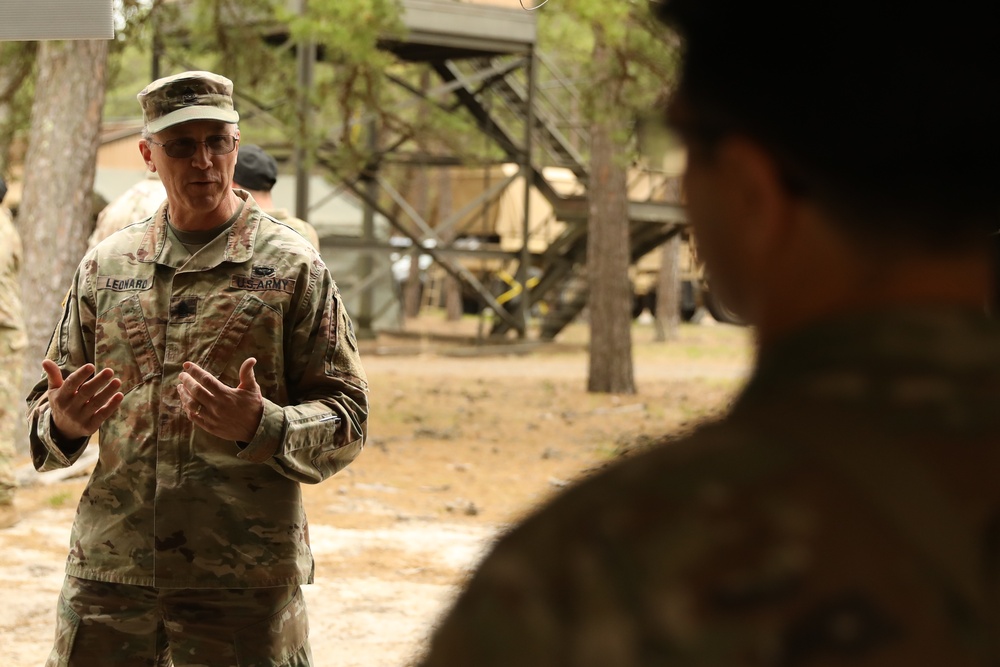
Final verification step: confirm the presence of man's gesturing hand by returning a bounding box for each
[178,358,264,443]
[41,359,124,441]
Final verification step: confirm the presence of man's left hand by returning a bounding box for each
[178,358,264,443]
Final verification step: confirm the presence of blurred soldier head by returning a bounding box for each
[136,71,241,227]
[231,144,320,249]
[655,1,999,338]
[233,144,278,194]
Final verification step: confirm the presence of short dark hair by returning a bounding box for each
[0,176,6,204]
[655,1,1000,246]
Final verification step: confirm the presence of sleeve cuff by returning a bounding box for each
[35,408,89,467]
[236,398,285,463]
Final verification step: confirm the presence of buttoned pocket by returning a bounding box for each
[45,593,82,667]
[325,288,367,390]
[95,294,161,395]
[200,293,283,395]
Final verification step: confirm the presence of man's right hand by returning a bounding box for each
[41,359,124,441]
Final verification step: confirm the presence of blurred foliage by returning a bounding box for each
[538,0,678,160]
[47,491,75,508]
[99,0,502,185]
[0,41,37,173]
[70,0,503,243]
[6,0,681,203]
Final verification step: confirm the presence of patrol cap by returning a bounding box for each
[233,144,278,192]
[137,70,240,134]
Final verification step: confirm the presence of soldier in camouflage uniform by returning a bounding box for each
[27,71,368,666]
[417,2,1000,666]
[0,176,26,529]
[233,144,322,251]
[87,170,167,252]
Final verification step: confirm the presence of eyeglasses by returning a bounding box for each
[146,135,238,159]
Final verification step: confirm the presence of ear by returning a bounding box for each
[138,140,156,172]
[715,137,796,262]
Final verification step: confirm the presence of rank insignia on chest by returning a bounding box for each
[169,296,199,322]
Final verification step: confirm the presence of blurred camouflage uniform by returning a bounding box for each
[268,207,321,251]
[232,143,322,251]
[418,308,1000,666]
[87,171,166,252]
[0,203,27,517]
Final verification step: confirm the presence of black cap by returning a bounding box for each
[233,144,278,192]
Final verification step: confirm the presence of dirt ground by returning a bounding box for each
[0,314,753,666]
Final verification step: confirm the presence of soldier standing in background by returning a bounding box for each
[0,176,26,529]
[417,1,1000,665]
[27,71,368,666]
[87,170,167,252]
[233,144,321,251]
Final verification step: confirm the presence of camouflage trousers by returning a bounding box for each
[0,328,24,505]
[47,576,313,667]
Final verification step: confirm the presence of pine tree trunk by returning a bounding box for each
[438,169,463,321]
[388,164,418,321]
[402,70,433,320]
[654,234,681,341]
[404,165,429,318]
[19,40,108,391]
[586,33,635,394]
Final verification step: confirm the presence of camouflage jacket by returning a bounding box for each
[0,206,26,340]
[419,308,1000,666]
[27,192,368,589]
[267,208,321,251]
[87,172,167,252]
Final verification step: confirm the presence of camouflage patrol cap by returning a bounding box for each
[137,70,240,134]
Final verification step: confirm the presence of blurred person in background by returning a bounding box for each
[87,170,167,252]
[417,1,1000,665]
[233,144,321,251]
[0,175,26,529]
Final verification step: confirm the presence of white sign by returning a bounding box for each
[0,0,114,40]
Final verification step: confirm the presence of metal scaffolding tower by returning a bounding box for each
[156,0,687,340]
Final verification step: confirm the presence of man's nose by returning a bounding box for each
[190,142,213,168]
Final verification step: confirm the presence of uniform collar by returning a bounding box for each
[136,189,261,269]
[739,306,1000,406]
